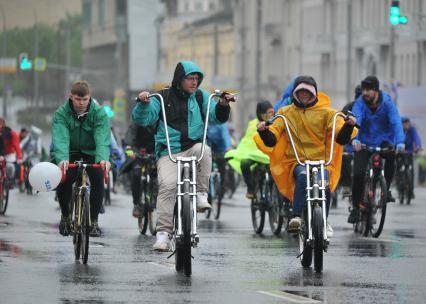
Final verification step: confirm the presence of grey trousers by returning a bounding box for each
[156,143,211,234]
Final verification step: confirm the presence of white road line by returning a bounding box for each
[257,290,321,303]
[148,261,175,269]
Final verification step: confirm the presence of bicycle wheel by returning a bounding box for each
[72,190,81,260]
[397,173,405,205]
[299,209,312,268]
[405,170,412,205]
[251,197,265,234]
[147,179,157,236]
[370,176,387,238]
[81,192,90,264]
[269,184,283,235]
[0,180,9,215]
[175,165,192,276]
[138,208,149,234]
[312,204,324,273]
[211,174,222,220]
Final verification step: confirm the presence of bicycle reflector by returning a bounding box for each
[29,162,62,192]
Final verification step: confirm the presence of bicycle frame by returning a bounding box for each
[148,89,227,246]
[268,112,346,244]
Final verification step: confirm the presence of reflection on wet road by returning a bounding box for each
[1,187,426,303]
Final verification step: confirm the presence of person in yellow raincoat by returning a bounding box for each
[225,101,274,199]
[255,76,358,236]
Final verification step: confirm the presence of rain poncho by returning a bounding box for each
[254,92,358,201]
[225,119,270,175]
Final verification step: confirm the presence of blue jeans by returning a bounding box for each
[293,165,330,217]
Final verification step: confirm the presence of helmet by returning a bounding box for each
[29,162,62,192]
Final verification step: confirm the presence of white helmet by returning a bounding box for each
[29,162,62,192]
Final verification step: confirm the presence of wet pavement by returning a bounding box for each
[1,186,426,303]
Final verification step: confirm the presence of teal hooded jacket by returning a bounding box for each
[132,61,230,159]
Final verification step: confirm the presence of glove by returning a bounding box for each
[352,139,361,147]
[396,143,405,152]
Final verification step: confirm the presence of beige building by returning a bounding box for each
[0,0,81,29]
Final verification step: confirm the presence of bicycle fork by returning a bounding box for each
[176,157,199,247]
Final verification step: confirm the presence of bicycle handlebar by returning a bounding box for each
[64,162,109,185]
[266,111,351,166]
[361,145,394,153]
[146,90,236,163]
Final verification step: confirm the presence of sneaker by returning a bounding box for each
[287,216,302,233]
[132,204,144,218]
[89,220,102,237]
[196,192,211,212]
[245,192,255,200]
[59,215,72,236]
[387,190,395,203]
[153,231,171,251]
[348,208,359,223]
[326,222,334,238]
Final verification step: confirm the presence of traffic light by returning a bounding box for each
[389,0,408,25]
[18,53,32,71]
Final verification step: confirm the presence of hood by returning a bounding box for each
[171,61,204,98]
[292,75,319,109]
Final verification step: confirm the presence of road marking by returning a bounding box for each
[358,237,399,243]
[257,290,321,303]
[148,261,175,269]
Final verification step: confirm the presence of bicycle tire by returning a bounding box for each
[138,211,149,234]
[181,165,192,276]
[81,192,90,264]
[313,204,324,273]
[212,174,222,220]
[370,176,387,238]
[405,170,412,205]
[72,189,81,261]
[398,173,405,205]
[147,179,157,236]
[0,180,9,215]
[269,184,283,235]
[299,209,312,268]
[251,198,265,234]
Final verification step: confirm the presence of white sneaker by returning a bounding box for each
[287,216,302,233]
[326,223,334,238]
[196,192,211,212]
[153,231,171,252]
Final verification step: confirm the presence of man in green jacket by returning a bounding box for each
[52,81,111,237]
[133,61,233,251]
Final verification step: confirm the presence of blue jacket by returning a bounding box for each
[352,91,404,147]
[274,80,295,112]
[207,123,232,154]
[404,126,422,152]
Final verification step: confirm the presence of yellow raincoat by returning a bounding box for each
[254,92,358,201]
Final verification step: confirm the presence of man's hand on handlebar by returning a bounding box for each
[345,115,357,126]
[352,139,362,152]
[59,160,70,173]
[100,160,111,172]
[257,121,269,132]
[137,91,150,103]
[219,92,236,106]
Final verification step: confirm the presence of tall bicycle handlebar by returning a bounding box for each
[266,112,352,166]
[147,90,236,163]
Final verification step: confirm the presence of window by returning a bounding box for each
[82,0,92,31]
[98,0,105,28]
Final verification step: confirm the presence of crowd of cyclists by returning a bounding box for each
[0,60,423,259]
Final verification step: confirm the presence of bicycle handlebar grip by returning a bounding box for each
[67,164,77,168]
[265,118,273,126]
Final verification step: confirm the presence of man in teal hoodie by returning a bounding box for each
[133,61,233,251]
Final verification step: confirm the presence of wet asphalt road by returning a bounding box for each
[1,186,426,304]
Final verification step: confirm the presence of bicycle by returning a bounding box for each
[63,161,108,264]
[146,89,234,276]
[250,163,285,235]
[396,151,414,205]
[0,160,10,215]
[224,161,240,199]
[205,154,223,220]
[353,145,392,238]
[267,111,350,273]
[134,150,158,235]
[19,159,33,195]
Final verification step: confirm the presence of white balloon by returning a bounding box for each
[29,162,62,192]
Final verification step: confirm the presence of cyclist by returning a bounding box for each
[227,101,274,199]
[133,61,233,251]
[122,122,157,218]
[348,76,405,223]
[339,85,362,196]
[255,75,357,236]
[51,81,111,237]
[400,117,422,198]
[207,122,232,195]
[0,117,23,187]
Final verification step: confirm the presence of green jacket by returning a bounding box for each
[51,99,111,164]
